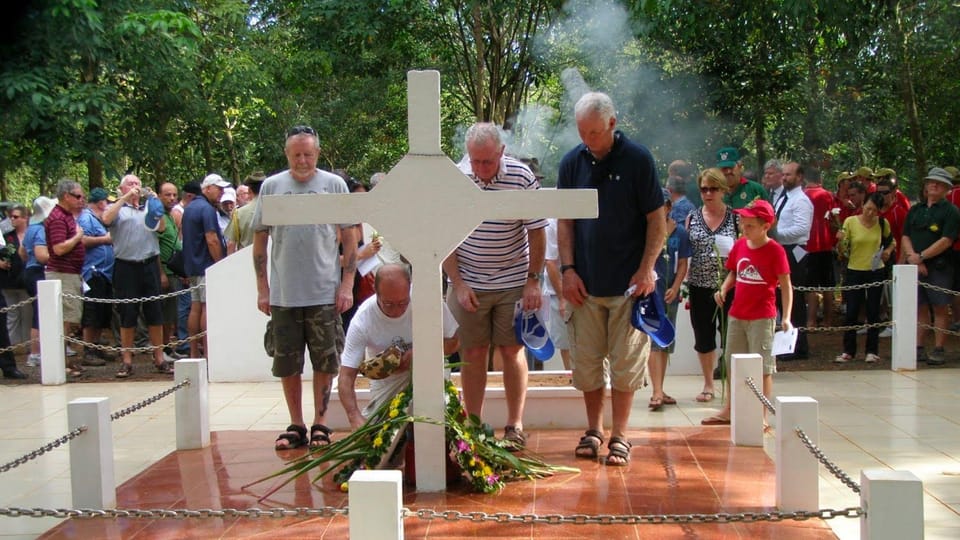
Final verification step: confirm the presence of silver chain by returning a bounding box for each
[794,427,861,494]
[63,283,202,305]
[405,507,863,524]
[918,280,960,298]
[110,379,190,421]
[744,377,776,415]
[794,280,891,293]
[64,332,205,355]
[796,321,892,333]
[0,426,87,474]
[918,322,960,337]
[0,295,36,314]
[0,337,37,355]
[0,506,347,519]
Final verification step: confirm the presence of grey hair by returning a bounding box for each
[763,159,782,172]
[56,179,81,199]
[464,123,503,149]
[574,92,616,122]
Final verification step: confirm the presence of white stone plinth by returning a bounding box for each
[68,397,115,509]
[38,280,66,385]
[349,470,404,540]
[176,359,209,450]
[776,396,819,511]
[731,354,764,447]
[860,469,924,540]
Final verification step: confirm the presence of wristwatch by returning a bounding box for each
[560,264,576,274]
[527,272,540,281]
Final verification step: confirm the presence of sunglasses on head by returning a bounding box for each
[287,125,317,138]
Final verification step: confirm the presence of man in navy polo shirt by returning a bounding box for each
[558,92,665,466]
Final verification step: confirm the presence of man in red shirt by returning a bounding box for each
[876,168,911,214]
[45,180,87,377]
[803,167,839,327]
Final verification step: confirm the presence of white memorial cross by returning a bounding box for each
[262,70,596,491]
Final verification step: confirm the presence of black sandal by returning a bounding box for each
[574,429,604,459]
[309,424,332,448]
[605,436,632,466]
[275,424,307,450]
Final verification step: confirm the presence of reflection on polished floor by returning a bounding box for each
[2,371,959,539]
[38,429,835,539]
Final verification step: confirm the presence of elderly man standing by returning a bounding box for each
[101,175,175,378]
[443,122,546,449]
[45,180,86,377]
[718,147,765,209]
[558,92,665,466]
[253,125,357,450]
[77,187,114,367]
[339,263,459,429]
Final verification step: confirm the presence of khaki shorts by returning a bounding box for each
[568,295,648,393]
[270,304,344,378]
[189,276,206,303]
[446,287,522,349]
[47,271,83,324]
[724,316,776,375]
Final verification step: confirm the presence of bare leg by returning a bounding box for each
[281,374,305,427]
[149,325,165,366]
[805,291,821,328]
[610,389,634,441]
[697,350,717,396]
[188,301,201,358]
[933,305,950,349]
[649,350,667,400]
[499,344,526,430]
[582,387,605,436]
[917,305,931,348]
[460,345,489,419]
[762,373,773,425]
[560,349,572,370]
[120,327,135,367]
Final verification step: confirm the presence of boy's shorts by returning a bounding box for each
[725,316,776,375]
[568,295,648,393]
[270,304,344,377]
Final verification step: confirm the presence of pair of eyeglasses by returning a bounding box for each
[380,299,410,309]
[287,125,317,137]
[877,190,892,195]
[700,186,721,193]
[68,192,84,200]
[9,215,22,219]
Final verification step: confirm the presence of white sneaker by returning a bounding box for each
[865,353,881,364]
[834,353,853,364]
[878,327,893,338]
[162,352,179,365]
[65,345,77,357]
[26,354,41,367]
[856,327,867,335]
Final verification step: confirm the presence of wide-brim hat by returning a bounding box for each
[514,306,554,361]
[29,196,56,225]
[924,167,954,188]
[631,293,675,348]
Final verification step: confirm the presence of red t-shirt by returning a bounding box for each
[879,204,908,260]
[44,204,85,274]
[948,187,960,250]
[804,185,838,252]
[725,237,789,320]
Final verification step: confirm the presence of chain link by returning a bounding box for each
[0,426,87,474]
[918,280,960,298]
[0,295,36,314]
[794,280,891,293]
[0,506,347,519]
[63,283,202,305]
[744,377,776,415]
[794,427,861,494]
[795,320,892,333]
[64,333,205,355]
[405,507,863,524]
[0,337,37,355]
[918,322,960,337]
[109,379,190,421]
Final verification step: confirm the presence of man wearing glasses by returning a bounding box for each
[338,263,459,429]
[45,180,87,377]
[253,125,359,450]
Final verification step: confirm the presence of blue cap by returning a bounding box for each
[631,293,675,347]
[514,308,555,361]
[144,195,164,231]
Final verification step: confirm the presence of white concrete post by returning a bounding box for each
[175,359,209,450]
[860,469,924,540]
[775,396,819,511]
[68,397,115,509]
[731,353,764,447]
[38,279,67,385]
[891,264,918,371]
[349,470,404,540]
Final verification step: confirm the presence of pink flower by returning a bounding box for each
[456,440,469,453]
[486,474,499,485]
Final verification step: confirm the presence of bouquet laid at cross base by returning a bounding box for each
[245,380,577,500]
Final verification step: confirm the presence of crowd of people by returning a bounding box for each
[6,90,960,470]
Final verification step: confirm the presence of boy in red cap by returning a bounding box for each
[702,199,792,425]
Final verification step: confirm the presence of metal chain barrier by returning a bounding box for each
[793,280,891,293]
[744,377,776,415]
[0,506,347,519]
[0,426,87,474]
[796,320,892,334]
[405,507,863,524]
[110,379,191,422]
[64,332,205,355]
[0,337,37,355]
[918,322,960,337]
[918,280,960,298]
[62,283,202,305]
[0,295,36,314]
[794,427,861,494]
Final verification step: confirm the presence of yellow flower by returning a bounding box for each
[373,436,383,448]
[482,465,492,476]
[388,409,398,418]
[469,458,476,467]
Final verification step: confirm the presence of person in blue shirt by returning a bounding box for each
[76,187,115,366]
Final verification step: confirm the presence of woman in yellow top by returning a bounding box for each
[836,192,895,363]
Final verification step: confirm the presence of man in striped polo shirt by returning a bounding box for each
[443,122,547,449]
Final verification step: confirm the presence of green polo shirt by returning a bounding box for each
[904,198,960,255]
[724,177,766,209]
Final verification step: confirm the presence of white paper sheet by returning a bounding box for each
[772,326,798,356]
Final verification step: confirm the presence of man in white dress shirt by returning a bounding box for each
[772,161,814,359]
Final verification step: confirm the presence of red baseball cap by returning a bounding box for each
[734,199,776,224]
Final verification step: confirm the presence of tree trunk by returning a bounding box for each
[893,1,926,183]
[87,155,104,189]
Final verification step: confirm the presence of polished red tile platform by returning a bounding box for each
[40,428,837,539]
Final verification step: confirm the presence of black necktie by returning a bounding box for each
[776,192,788,219]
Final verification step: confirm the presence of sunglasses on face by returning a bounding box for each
[700,186,721,193]
[877,190,892,195]
[68,192,84,200]
[287,125,317,137]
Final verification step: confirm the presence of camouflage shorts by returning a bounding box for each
[269,305,344,378]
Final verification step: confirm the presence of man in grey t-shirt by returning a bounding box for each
[252,125,358,450]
